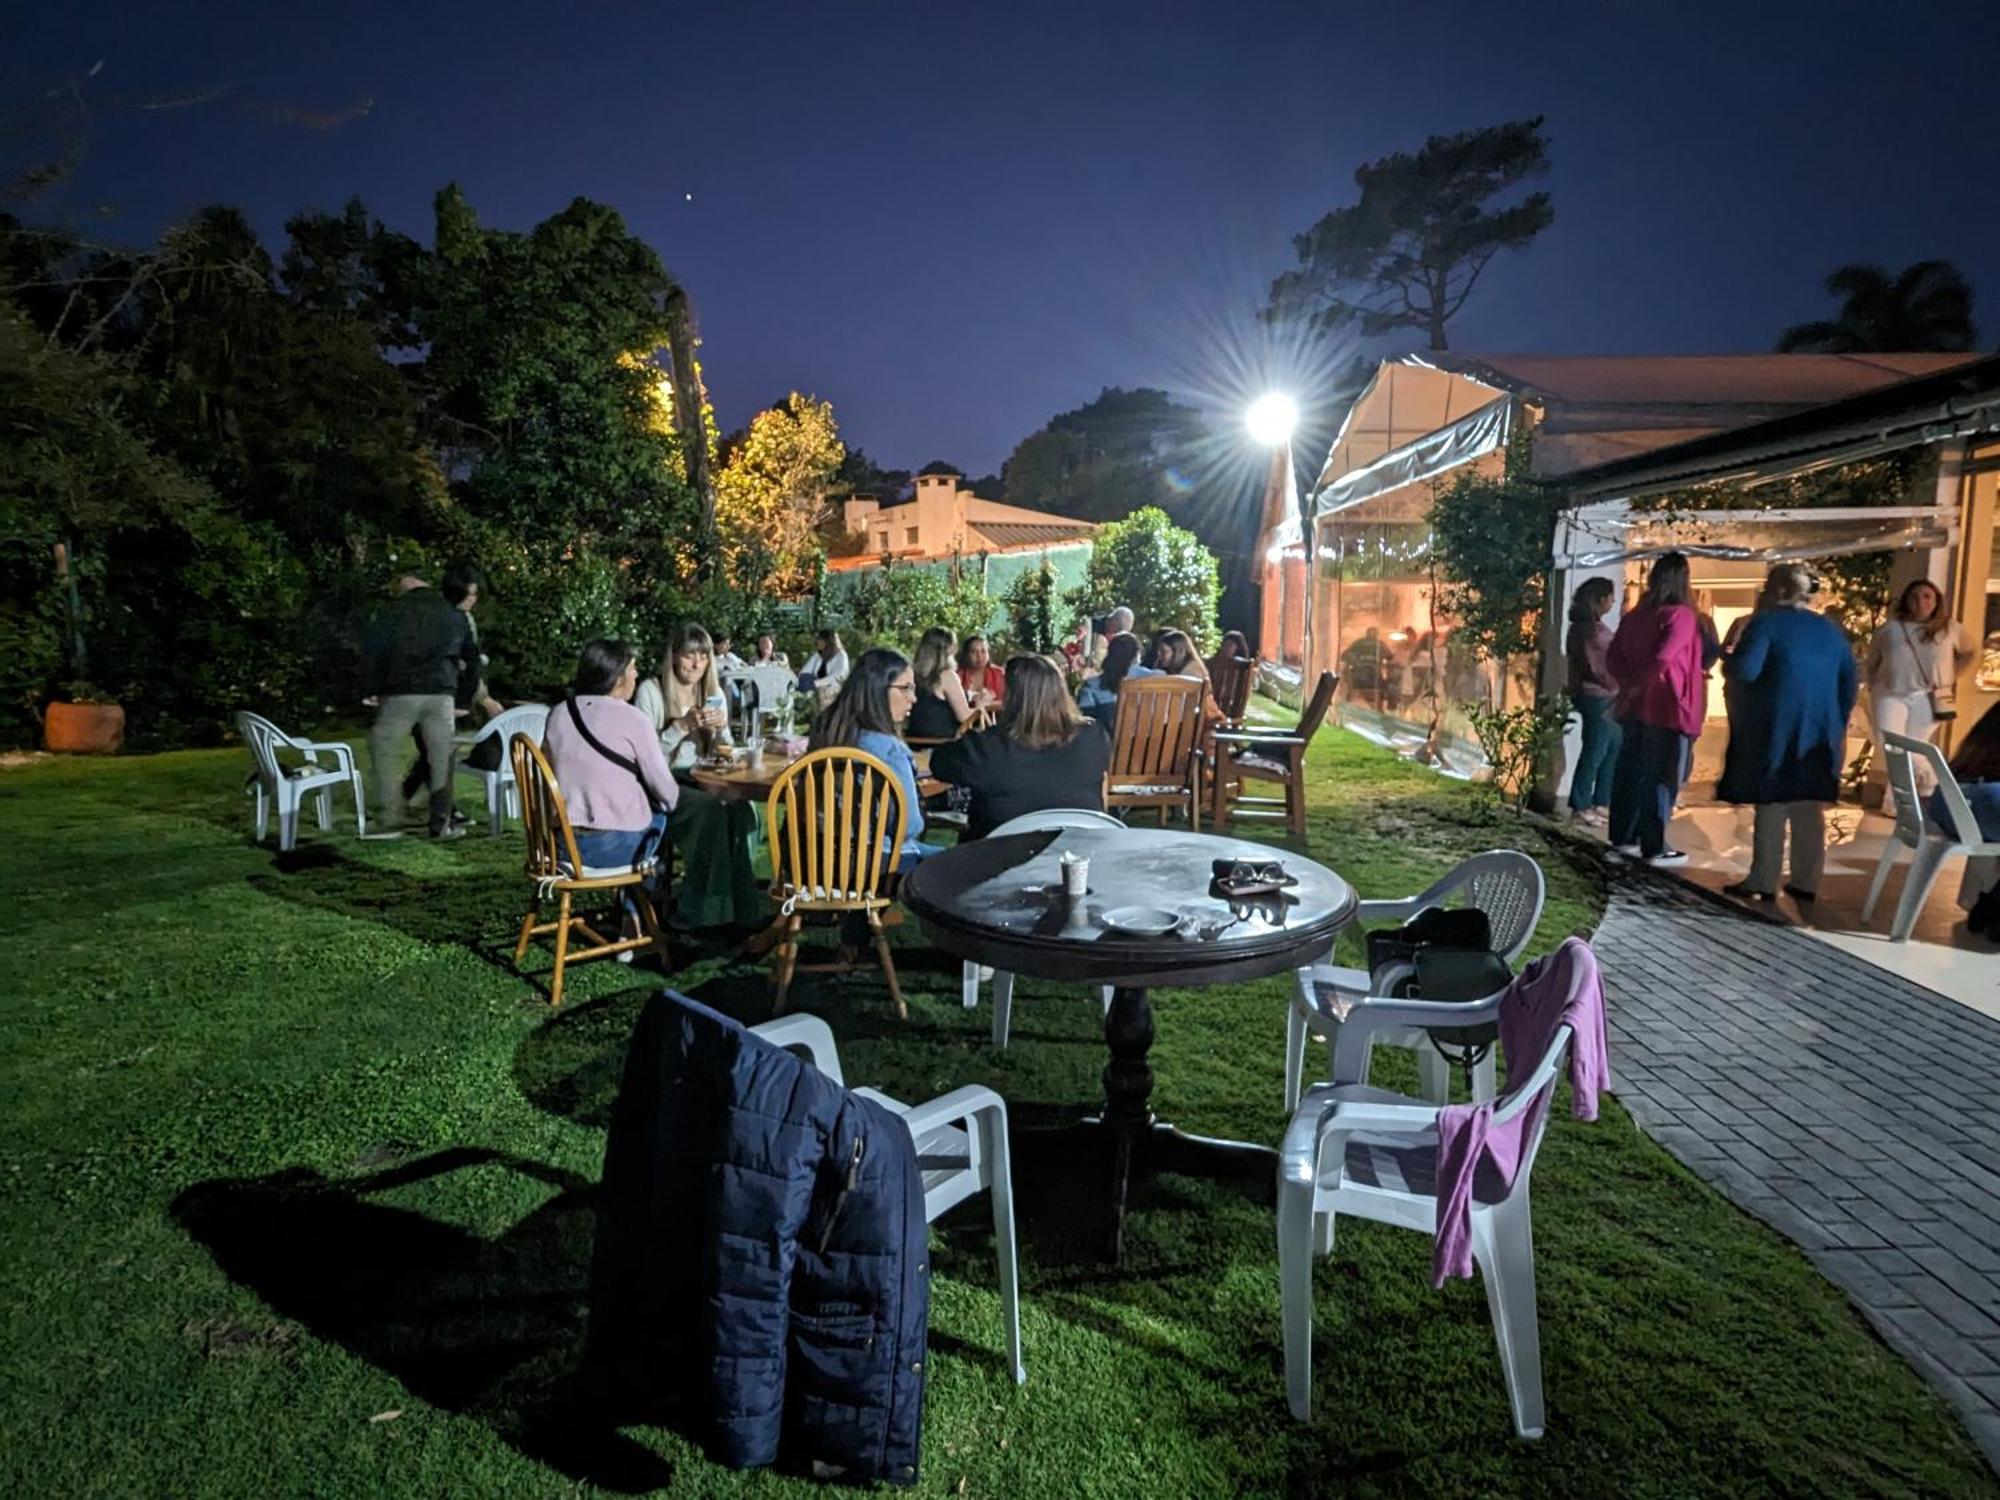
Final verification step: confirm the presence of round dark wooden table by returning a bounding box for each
[902,825,1356,1261]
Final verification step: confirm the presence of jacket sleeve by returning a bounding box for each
[359,609,387,698]
[929,731,975,785]
[1727,617,1771,683]
[454,610,480,691]
[1837,631,1860,720]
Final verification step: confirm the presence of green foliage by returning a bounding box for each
[1776,260,1978,354]
[1070,506,1220,651]
[1000,388,1204,523]
[1001,560,1067,654]
[838,566,991,655]
[1426,428,1564,663]
[1267,117,1554,350]
[1464,695,1571,808]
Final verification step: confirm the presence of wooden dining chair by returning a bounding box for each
[1215,654,1259,729]
[765,747,911,1017]
[510,733,669,1007]
[1208,670,1337,841]
[1103,674,1207,829]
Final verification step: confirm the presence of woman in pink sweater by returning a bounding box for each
[1605,553,1707,864]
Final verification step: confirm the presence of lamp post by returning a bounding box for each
[1247,394,1312,683]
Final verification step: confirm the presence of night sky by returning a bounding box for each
[13,1,2000,478]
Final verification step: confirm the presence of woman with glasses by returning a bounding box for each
[809,647,932,867]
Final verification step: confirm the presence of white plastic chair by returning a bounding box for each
[1287,851,1544,1110]
[455,704,549,836]
[236,711,366,851]
[1863,732,2000,942]
[751,1013,1024,1384]
[958,808,1121,1049]
[1278,986,1575,1438]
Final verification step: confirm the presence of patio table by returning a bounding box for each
[902,825,1355,1261]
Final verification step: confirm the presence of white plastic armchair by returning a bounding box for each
[236,711,367,851]
[958,807,1122,1049]
[1278,995,1574,1438]
[1285,850,1544,1110]
[750,1013,1024,1385]
[1864,733,2000,942]
[456,703,549,836]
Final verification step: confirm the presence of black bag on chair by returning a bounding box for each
[1365,905,1509,1077]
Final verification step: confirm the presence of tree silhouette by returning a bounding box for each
[1776,261,1978,353]
[1266,117,1553,351]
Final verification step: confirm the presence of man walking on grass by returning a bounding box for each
[362,573,479,840]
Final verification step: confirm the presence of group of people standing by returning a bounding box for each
[1566,550,1974,903]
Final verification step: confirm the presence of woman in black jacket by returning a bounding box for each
[931,654,1111,837]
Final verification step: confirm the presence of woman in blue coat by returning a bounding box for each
[1718,565,1859,903]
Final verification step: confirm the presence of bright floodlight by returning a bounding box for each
[1246,392,1299,446]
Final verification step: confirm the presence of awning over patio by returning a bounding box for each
[1555,503,1958,569]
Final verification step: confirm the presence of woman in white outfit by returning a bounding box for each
[1864,579,1973,793]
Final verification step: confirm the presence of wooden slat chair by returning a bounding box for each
[509,733,668,1008]
[1208,670,1337,841]
[1215,653,1260,729]
[1103,674,1207,828]
[765,747,911,1017]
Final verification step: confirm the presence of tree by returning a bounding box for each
[841,566,990,654]
[1266,117,1553,351]
[1427,428,1565,666]
[1001,560,1067,654]
[1000,387,1202,522]
[1776,261,1978,353]
[713,392,846,597]
[1070,506,1220,650]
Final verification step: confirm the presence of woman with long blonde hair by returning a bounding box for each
[634,622,729,770]
[907,626,978,739]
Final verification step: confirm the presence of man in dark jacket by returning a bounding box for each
[361,574,479,838]
[588,992,930,1486]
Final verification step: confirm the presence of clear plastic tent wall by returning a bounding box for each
[1554,504,1955,569]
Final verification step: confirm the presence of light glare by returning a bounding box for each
[1246,392,1299,446]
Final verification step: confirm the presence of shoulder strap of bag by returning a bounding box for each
[565,694,644,781]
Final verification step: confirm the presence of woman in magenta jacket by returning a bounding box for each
[1606,552,1708,863]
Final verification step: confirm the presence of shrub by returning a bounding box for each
[1068,506,1219,650]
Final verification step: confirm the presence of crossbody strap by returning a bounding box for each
[1901,623,1941,694]
[565,695,650,790]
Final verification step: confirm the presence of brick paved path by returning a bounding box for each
[1595,873,2000,1467]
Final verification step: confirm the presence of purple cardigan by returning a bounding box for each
[1431,938,1608,1286]
[542,694,680,832]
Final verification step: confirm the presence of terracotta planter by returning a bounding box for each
[43,700,126,754]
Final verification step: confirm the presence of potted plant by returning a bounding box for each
[43,680,125,754]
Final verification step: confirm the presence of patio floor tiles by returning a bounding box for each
[1594,870,2000,1472]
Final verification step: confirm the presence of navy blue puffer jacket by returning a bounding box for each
[588,992,930,1485]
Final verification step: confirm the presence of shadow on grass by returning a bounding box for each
[247,846,527,965]
[171,1147,685,1493]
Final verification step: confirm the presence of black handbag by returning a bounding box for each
[1365,906,1509,1080]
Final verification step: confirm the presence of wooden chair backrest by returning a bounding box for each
[766,747,909,903]
[1294,671,1338,741]
[511,732,586,879]
[1108,675,1206,784]
[1217,655,1258,722]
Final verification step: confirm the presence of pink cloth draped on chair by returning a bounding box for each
[1431,937,1609,1287]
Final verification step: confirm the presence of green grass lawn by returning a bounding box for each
[1,728,1992,1498]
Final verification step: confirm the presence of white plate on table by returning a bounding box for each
[1098,906,1185,937]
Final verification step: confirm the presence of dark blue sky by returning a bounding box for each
[14,1,2000,477]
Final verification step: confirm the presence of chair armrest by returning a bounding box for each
[1352,894,1430,924]
[1211,730,1305,747]
[899,1083,1008,1142]
[749,1013,844,1085]
[298,739,357,766]
[1328,991,1506,1082]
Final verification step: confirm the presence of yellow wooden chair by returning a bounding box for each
[1104,674,1207,828]
[510,733,668,1007]
[764,746,910,1017]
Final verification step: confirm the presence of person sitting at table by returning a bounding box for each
[809,647,933,869]
[1077,631,1153,732]
[957,634,1005,710]
[753,632,787,667]
[712,631,748,673]
[1926,700,2000,840]
[1152,628,1225,722]
[542,639,678,939]
[907,627,980,740]
[632,622,760,928]
[932,654,1111,838]
[797,630,850,694]
[634,623,730,769]
[1206,629,1252,715]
